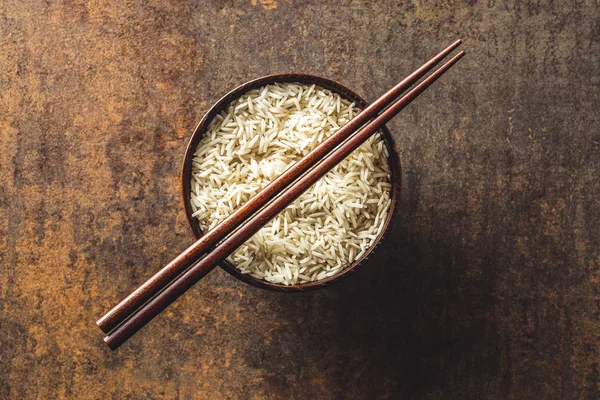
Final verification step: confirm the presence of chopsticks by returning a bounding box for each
[98,42,465,349]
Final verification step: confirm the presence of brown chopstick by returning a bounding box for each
[96,40,463,334]
[102,50,465,349]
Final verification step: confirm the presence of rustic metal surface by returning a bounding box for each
[1,1,599,399]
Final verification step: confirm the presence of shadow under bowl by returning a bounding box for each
[181,73,401,292]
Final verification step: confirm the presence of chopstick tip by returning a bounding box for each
[447,39,463,53]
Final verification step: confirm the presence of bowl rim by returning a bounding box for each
[181,73,401,292]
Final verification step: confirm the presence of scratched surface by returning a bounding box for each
[1,0,599,399]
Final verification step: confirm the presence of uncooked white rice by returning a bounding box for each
[190,82,392,285]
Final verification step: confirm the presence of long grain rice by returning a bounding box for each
[190,82,392,285]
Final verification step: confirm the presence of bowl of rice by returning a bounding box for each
[182,74,400,291]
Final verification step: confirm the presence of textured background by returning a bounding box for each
[1,0,599,399]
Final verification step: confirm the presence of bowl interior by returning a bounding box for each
[181,73,400,292]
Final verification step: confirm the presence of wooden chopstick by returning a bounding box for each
[96,40,463,335]
[102,50,465,349]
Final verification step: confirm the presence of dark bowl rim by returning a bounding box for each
[181,72,401,292]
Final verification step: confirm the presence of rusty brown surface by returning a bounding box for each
[1,1,599,399]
